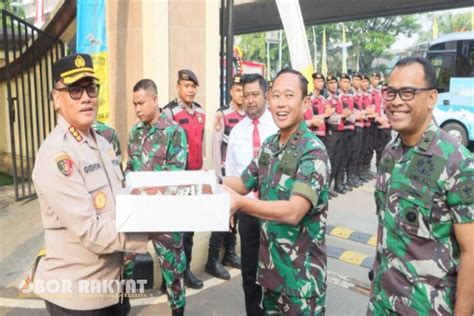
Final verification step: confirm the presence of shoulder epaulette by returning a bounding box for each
[68,126,83,142]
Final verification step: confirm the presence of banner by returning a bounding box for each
[276,0,313,91]
[76,0,110,123]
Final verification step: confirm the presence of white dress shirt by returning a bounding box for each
[225,108,278,177]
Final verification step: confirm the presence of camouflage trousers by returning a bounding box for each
[153,232,186,310]
[123,232,186,310]
[262,287,325,315]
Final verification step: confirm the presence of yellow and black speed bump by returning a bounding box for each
[327,245,375,269]
[326,224,377,247]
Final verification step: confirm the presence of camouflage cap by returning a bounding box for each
[312,72,325,81]
[178,69,199,86]
[52,54,99,85]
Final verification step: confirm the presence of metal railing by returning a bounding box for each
[2,10,65,201]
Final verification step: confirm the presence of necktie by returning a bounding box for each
[252,119,260,158]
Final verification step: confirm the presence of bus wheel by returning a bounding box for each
[442,122,468,147]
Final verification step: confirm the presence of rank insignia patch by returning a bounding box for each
[458,180,474,204]
[56,154,74,177]
[94,191,107,210]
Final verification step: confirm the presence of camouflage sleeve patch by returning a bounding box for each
[446,157,474,223]
[291,147,329,208]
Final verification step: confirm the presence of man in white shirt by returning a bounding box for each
[225,73,278,316]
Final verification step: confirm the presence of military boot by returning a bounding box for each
[329,180,339,198]
[222,233,241,269]
[184,269,203,289]
[205,248,230,280]
[222,250,241,269]
[334,177,346,194]
[172,307,185,316]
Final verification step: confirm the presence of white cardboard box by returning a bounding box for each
[116,170,230,232]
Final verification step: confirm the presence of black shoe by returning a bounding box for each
[172,307,185,316]
[222,252,241,269]
[205,259,230,280]
[330,189,339,198]
[184,270,203,289]
[344,184,353,192]
[334,185,346,194]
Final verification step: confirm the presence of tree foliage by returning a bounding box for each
[236,15,420,77]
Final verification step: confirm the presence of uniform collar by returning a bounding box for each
[58,114,95,147]
[177,97,196,114]
[270,121,307,155]
[229,101,245,116]
[391,120,439,161]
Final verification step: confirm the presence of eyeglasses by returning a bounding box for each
[381,86,434,101]
[55,83,100,100]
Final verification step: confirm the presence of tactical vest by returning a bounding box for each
[361,92,373,128]
[371,88,383,116]
[311,95,327,136]
[340,93,355,131]
[220,107,245,164]
[353,92,365,128]
[327,94,344,131]
[164,100,205,170]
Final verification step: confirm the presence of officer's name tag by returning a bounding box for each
[84,162,101,174]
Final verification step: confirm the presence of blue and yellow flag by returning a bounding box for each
[76,0,110,123]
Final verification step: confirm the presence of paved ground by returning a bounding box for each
[0,172,378,315]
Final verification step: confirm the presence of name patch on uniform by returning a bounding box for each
[56,154,74,177]
[406,154,445,187]
[84,163,101,174]
[94,191,107,210]
[179,118,189,124]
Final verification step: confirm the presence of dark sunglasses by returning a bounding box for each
[55,83,100,100]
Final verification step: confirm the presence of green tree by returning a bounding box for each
[345,16,420,74]
[236,15,420,78]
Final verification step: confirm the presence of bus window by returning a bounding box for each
[428,52,455,93]
[456,40,474,77]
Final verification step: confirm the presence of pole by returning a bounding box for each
[225,0,234,104]
[278,30,282,71]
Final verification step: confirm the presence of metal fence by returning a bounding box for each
[1,10,65,201]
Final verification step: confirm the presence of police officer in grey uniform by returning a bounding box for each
[32,54,150,315]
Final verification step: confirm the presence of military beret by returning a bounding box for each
[326,74,338,82]
[230,75,242,87]
[311,72,325,81]
[178,69,199,86]
[340,73,351,80]
[52,54,99,85]
[352,72,362,79]
[371,71,381,78]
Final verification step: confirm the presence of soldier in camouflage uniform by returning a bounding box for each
[369,57,474,315]
[223,69,330,315]
[126,79,188,316]
[92,120,122,165]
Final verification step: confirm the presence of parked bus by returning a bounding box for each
[425,32,474,147]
